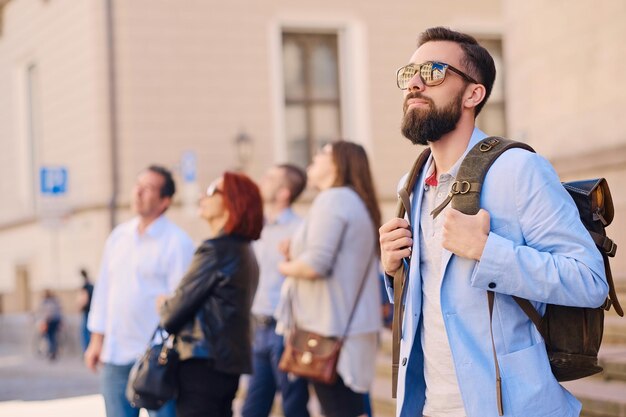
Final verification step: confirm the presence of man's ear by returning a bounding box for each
[277,187,291,205]
[160,196,172,213]
[464,83,487,111]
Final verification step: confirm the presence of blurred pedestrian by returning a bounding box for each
[36,289,63,361]
[277,141,382,417]
[76,268,94,352]
[85,165,195,417]
[160,172,263,417]
[242,164,310,417]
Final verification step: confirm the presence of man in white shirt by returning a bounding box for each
[85,165,195,417]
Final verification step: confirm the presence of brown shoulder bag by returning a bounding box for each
[279,252,375,384]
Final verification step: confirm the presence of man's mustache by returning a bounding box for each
[403,92,434,113]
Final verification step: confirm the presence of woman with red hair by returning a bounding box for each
[159,172,263,417]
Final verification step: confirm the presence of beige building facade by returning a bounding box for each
[503,0,626,294]
[0,0,623,312]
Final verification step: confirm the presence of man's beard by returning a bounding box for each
[401,90,464,146]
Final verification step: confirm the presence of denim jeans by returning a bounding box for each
[101,362,176,417]
[80,314,91,352]
[45,319,61,359]
[241,322,309,417]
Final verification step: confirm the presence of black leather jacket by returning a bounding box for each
[160,234,259,375]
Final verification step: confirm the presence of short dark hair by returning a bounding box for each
[222,172,264,241]
[418,27,496,117]
[277,164,307,204]
[146,165,176,198]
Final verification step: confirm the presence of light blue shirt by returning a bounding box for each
[251,208,301,317]
[388,128,608,417]
[88,215,195,365]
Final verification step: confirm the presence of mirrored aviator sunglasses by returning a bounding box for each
[396,61,477,90]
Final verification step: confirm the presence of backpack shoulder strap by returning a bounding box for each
[431,137,535,218]
[394,147,432,219]
[430,136,535,415]
[391,146,430,399]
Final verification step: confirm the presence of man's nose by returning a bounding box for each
[407,72,425,92]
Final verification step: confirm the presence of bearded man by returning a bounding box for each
[379,27,607,417]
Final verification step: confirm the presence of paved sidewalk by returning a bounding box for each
[0,341,312,417]
[1,395,109,417]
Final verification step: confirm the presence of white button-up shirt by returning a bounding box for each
[88,215,195,365]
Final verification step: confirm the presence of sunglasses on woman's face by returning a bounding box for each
[396,61,478,90]
[206,182,223,197]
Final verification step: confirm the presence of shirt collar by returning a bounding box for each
[424,127,489,185]
[425,169,438,186]
[134,214,167,238]
[267,207,297,226]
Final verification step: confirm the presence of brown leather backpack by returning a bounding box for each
[390,137,623,415]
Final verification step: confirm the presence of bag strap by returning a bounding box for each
[391,147,431,398]
[143,327,177,365]
[487,292,504,416]
[340,249,377,341]
[603,254,624,316]
[287,244,377,343]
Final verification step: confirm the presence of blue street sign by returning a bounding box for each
[181,151,197,183]
[40,166,68,195]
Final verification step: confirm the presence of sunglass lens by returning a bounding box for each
[427,62,447,86]
[420,62,434,85]
[398,65,416,89]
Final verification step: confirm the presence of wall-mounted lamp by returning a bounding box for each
[234,131,253,171]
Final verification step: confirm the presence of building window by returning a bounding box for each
[476,38,506,137]
[282,32,341,167]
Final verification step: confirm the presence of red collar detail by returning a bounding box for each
[425,171,438,187]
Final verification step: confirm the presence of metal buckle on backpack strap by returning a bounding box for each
[607,239,617,257]
[479,137,500,152]
[450,180,471,195]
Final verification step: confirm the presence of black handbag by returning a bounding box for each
[125,327,179,410]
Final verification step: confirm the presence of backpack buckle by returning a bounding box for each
[607,240,617,257]
[479,138,500,152]
[451,180,471,195]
